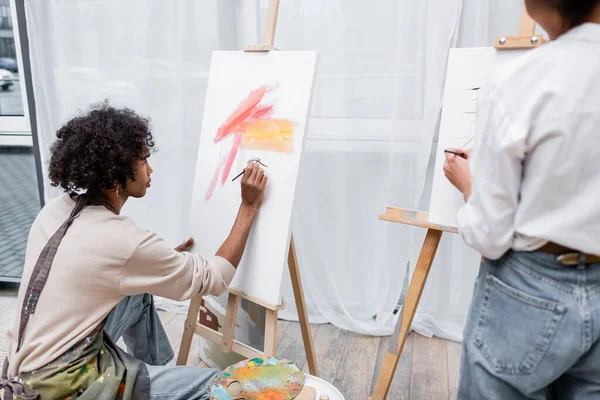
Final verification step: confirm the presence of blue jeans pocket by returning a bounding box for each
[473,272,566,375]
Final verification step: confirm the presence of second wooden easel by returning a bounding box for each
[177,0,319,377]
[369,6,546,399]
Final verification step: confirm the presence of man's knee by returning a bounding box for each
[147,366,221,400]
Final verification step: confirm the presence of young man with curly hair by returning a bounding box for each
[1,102,267,399]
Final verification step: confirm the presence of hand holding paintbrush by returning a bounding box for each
[444,149,469,159]
[231,158,268,181]
[443,135,475,159]
[443,148,472,201]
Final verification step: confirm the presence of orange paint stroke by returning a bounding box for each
[241,119,295,153]
[204,85,296,202]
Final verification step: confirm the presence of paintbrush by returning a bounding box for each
[231,158,268,181]
[459,135,475,148]
[444,149,468,159]
[444,135,475,159]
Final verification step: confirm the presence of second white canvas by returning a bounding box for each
[188,51,318,306]
[428,48,526,228]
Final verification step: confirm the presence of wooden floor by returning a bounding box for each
[0,288,461,399]
[160,311,462,400]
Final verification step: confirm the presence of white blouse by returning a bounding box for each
[457,23,600,260]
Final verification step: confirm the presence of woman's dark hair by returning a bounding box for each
[551,0,600,28]
[49,101,155,193]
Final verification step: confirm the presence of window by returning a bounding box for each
[0,38,16,58]
[0,0,40,283]
[0,0,29,141]
[256,0,428,150]
[0,5,12,30]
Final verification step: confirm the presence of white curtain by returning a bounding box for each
[273,0,465,336]
[26,0,527,340]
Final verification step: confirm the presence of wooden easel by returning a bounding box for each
[369,6,545,399]
[176,0,319,377]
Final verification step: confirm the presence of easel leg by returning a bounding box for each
[263,0,280,46]
[264,309,278,356]
[176,295,202,365]
[221,293,241,352]
[371,228,443,399]
[287,235,319,376]
[519,4,536,34]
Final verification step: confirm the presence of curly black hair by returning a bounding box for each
[49,101,155,193]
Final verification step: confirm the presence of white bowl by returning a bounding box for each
[304,374,345,400]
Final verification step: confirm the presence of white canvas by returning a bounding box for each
[188,51,318,306]
[428,48,526,228]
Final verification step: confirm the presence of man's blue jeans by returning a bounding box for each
[105,294,220,400]
[458,250,600,399]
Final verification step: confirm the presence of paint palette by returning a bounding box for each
[209,357,305,400]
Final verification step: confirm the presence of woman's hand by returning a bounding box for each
[175,237,194,252]
[443,148,472,201]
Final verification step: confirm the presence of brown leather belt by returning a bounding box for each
[539,242,600,266]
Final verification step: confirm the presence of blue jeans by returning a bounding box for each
[458,250,600,399]
[105,294,220,400]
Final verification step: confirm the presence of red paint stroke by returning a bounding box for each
[221,132,243,185]
[205,156,228,202]
[213,86,271,143]
[204,84,295,202]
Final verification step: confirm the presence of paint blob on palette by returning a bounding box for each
[208,357,304,400]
